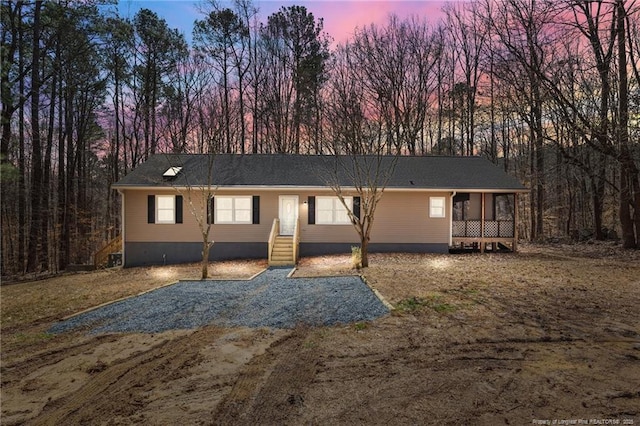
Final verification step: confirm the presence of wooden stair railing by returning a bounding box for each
[268,219,279,265]
[94,235,122,268]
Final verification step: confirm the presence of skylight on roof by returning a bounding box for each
[163,166,182,177]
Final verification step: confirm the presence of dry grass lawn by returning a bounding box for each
[1,260,266,349]
[2,243,639,425]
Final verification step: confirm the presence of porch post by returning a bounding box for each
[514,192,519,252]
[480,192,485,253]
[118,189,126,266]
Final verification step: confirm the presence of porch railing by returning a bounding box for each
[268,218,279,263]
[452,220,514,238]
[292,218,300,263]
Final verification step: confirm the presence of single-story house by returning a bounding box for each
[112,154,527,267]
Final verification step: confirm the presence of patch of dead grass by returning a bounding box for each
[294,254,357,277]
[293,246,639,328]
[1,259,267,335]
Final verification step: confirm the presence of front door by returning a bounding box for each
[279,195,299,235]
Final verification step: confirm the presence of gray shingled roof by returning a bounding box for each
[112,154,527,191]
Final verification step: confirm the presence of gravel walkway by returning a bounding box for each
[49,268,389,334]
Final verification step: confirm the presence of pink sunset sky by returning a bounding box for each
[117,0,461,44]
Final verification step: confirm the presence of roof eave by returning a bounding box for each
[111,184,528,192]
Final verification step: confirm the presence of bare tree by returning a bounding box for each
[445,2,488,156]
[349,15,441,155]
[259,5,330,153]
[26,0,43,272]
[322,42,400,267]
[160,53,210,153]
[480,0,556,241]
[194,7,248,153]
[616,0,639,248]
[133,9,187,157]
[162,148,219,279]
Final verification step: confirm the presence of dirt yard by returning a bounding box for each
[2,244,639,425]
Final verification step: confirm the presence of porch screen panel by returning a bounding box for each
[495,194,515,220]
[453,193,470,221]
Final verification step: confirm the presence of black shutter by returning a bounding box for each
[207,196,214,224]
[308,196,315,225]
[353,196,361,220]
[252,196,260,224]
[147,195,155,224]
[175,195,183,223]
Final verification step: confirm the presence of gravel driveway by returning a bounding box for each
[49,268,389,334]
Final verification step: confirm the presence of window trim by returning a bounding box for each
[430,196,446,218]
[156,195,176,224]
[215,195,253,225]
[316,196,353,225]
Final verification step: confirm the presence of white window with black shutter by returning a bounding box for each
[207,195,260,225]
[309,195,359,225]
[147,194,183,224]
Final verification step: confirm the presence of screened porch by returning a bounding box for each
[451,192,519,252]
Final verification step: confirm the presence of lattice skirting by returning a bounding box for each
[499,221,514,238]
[452,220,514,238]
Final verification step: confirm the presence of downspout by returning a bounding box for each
[450,191,456,246]
[117,189,125,267]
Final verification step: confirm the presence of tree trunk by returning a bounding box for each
[41,57,57,270]
[532,85,544,241]
[592,181,604,240]
[26,0,42,272]
[201,239,211,279]
[17,3,26,272]
[57,73,66,271]
[617,0,637,248]
[620,162,636,248]
[360,235,369,268]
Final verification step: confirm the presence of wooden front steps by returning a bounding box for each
[93,235,122,269]
[269,236,295,266]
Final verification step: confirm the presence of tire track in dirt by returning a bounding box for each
[305,318,640,424]
[28,327,225,426]
[1,333,120,387]
[213,327,319,425]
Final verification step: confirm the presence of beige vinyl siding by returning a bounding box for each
[302,191,450,244]
[368,192,450,243]
[123,189,271,243]
[123,188,450,245]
